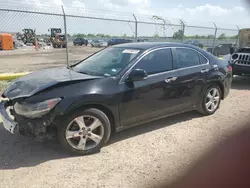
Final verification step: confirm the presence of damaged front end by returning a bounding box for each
[0,96,61,141]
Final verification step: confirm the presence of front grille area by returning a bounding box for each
[235,54,250,66]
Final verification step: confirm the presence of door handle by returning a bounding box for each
[201,69,209,73]
[165,77,177,83]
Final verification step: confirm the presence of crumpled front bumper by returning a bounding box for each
[0,101,19,134]
[0,99,56,141]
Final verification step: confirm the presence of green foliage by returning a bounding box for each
[154,33,159,38]
[229,35,238,39]
[72,33,111,38]
[207,35,215,39]
[71,32,237,40]
[73,33,86,38]
[173,29,184,39]
[218,33,227,40]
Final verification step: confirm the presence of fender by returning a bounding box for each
[54,94,121,130]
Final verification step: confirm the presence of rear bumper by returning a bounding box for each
[223,72,232,99]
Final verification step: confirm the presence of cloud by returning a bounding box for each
[72,0,85,9]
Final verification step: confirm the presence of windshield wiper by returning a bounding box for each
[78,71,94,75]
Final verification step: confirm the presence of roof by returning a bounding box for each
[113,42,196,50]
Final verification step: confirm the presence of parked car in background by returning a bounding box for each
[91,40,108,48]
[183,40,204,48]
[73,38,88,46]
[137,39,148,42]
[0,42,232,155]
[108,38,133,46]
[213,43,238,56]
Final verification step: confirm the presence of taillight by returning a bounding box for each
[228,65,232,72]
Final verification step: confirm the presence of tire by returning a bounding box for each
[198,84,222,115]
[57,108,111,155]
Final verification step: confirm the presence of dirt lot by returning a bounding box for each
[0,45,101,73]
[0,76,249,188]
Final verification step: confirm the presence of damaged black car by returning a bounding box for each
[0,42,232,155]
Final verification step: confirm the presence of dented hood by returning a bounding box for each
[3,67,101,100]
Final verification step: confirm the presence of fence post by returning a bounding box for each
[61,5,70,69]
[180,19,185,42]
[236,25,240,46]
[133,14,138,40]
[212,22,217,54]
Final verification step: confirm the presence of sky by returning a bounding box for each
[0,0,249,37]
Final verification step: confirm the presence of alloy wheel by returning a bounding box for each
[205,88,220,112]
[65,115,104,151]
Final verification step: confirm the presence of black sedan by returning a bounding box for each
[0,42,232,155]
[73,38,88,46]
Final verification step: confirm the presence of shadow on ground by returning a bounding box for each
[0,111,200,170]
[231,76,250,90]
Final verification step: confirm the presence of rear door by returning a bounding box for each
[172,47,211,109]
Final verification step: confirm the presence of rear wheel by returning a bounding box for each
[198,84,221,115]
[57,108,111,155]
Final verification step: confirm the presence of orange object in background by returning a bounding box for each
[0,33,14,50]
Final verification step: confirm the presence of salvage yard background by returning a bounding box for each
[0,1,244,75]
[1,2,250,188]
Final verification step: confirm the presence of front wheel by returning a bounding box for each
[57,108,111,155]
[198,84,222,115]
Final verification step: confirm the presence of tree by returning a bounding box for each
[207,35,215,39]
[73,33,86,38]
[96,33,105,38]
[230,35,238,39]
[173,29,184,39]
[154,33,159,38]
[218,33,227,40]
[87,33,95,37]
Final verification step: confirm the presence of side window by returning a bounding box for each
[176,48,200,69]
[199,54,208,64]
[134,48,173,75]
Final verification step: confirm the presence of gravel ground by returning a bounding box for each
[0,45,101,73]
[0,76,249,188]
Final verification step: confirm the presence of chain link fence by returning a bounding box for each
[0,3,244,73]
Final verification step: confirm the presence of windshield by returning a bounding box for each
[73,47,142,76]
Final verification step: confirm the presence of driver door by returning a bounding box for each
[119,48,182,127]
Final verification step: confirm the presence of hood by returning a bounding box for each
[3,67,101,100]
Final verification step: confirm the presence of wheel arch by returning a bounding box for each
[63,103,116,133]
[201,80,224,100]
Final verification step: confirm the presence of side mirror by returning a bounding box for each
[128,69,148,82]
[230,47,235,54]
